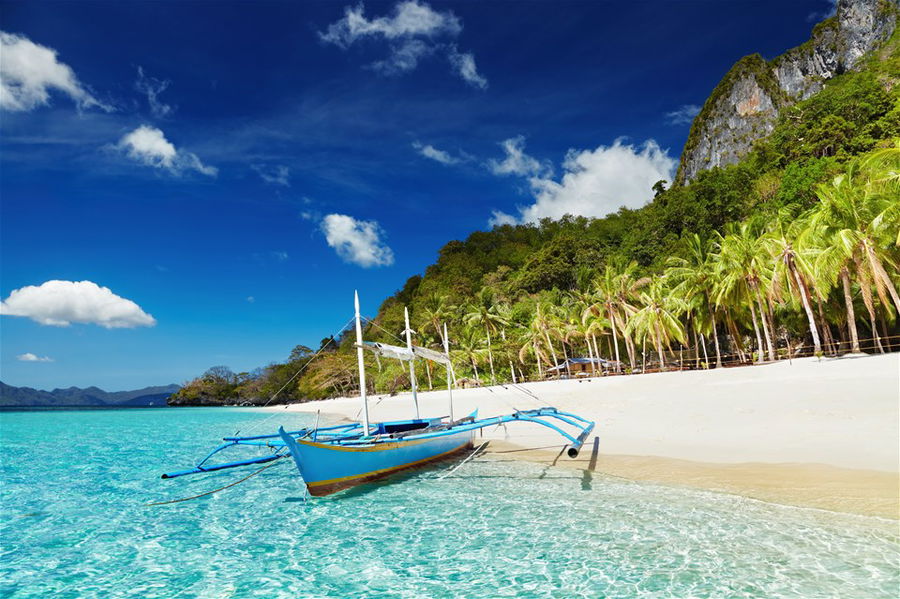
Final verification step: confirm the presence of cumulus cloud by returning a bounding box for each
[488,136,552,178]
[252,164,290,186]
[665,104,701,125]
[320,213,395,268]
[17,353,53,362]
[0,280,157,328]
[490,139,677,225]
[412,140,466,165]
[135,66,174,118]
[320,1,486,89]
[487,210,519,228]
[0,31,111,112]
[117,125,217,177]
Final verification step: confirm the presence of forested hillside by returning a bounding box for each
[169,16,899,406]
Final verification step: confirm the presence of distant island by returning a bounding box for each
[0,382,180,408]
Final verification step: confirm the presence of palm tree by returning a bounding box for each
[764,211,823,355]
[463,288,508,385]
[714,222,776,362]
[571,289,606,375]
[591,261,646,372]
[420,292,454,348]
[667,234,723,367]
[812,158,900,352]
[453,325,484,382]
[626,277,687,369]
[516,323,548,380]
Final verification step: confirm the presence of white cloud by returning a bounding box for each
[320,0,460,47]
[488,210,518,228]
[17,353,53,362]
[135,66,174,118]
[252,164,290,186]
[117,125,217,177]
[448,48,487,89]
[492,139,676,224]
[320,213,395,268]
[412,141,463,165]
[665,104,701,125]
[1,280,157,328]
[0,31,111,112]
[807,0,837,22]
[488,136,552,178]
[320,1,486,89]
[370,39,434,75]
[246,296,255,303]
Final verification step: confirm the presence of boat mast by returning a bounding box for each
[404,306,420,419]
[354,291,371,436]
[443,322,454,422]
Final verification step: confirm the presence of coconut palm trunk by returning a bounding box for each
[865,244,900,315]
[561,343,572,377]
[869,311,885,353]
[543,330,559,374]
[791,268,822,354]
[692,321,700,369]
[700,333,710,367]
[840,268,861,353]
[609,312,622,372]
[654,324,666,370]
[755,291,775,361]
[625,334,637,371]
[586,333,596,375]
[708,304,722,367]
[725,309,747,363]
[816,298,835,355]
[485,328,496,385]
[749,301,765,363]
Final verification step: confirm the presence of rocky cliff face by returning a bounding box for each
[676,0,897,184]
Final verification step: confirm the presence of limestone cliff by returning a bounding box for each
[676,0,897,184]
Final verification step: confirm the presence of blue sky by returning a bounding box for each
[1,0,833,390]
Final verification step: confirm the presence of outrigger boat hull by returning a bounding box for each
[279,424,475,496]
[160,292,596,499]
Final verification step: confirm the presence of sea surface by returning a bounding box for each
[1,408,897,599]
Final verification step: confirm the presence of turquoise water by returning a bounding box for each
[1,408,897,599]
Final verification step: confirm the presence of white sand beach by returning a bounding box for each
[267,353,900,517]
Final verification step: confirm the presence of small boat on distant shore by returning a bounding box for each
[162,292,595,497]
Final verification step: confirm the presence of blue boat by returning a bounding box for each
[162,292,595,497]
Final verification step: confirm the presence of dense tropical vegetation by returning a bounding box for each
[170,29,899,406]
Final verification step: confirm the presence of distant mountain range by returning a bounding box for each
[0,382,181,407]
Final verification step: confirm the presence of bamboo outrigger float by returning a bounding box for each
[162,292,595,497]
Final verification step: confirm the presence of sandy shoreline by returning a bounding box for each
[264,353,899,518]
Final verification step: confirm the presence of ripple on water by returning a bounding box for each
[1,408,897,599]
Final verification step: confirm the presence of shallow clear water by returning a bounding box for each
[1,408,897,599]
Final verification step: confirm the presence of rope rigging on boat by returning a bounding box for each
[148,458,288,506]
[231,316,356,438]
